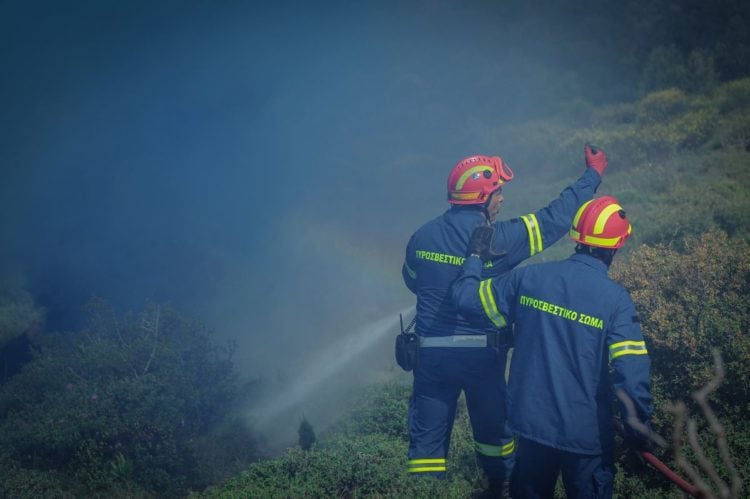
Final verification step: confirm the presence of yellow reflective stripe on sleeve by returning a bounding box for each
[530,213,543,252]
[479,279,507,328]
[609,340,648,361]
[521,215,536,256]
[408,458,446,473]
[475,439,516,457]
[521,214,543,256]
[404,261,416,279]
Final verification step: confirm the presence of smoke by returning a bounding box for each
[249,306,413,447]
[1,0,638,448]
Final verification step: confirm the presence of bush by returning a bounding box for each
[614,231,750,406]
[637,88,689,124]
[332,378,411,439]
[640,46,689,95]
[0,299,252,497]
[202,376,487,498]
[202,434,475,498]
[0,286,44,345]
[298,418,316,451]
[612,231,750,495]
[712,77,750,113]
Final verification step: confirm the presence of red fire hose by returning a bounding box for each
[640,451,703,498]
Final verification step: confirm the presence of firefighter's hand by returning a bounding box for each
[621,442,650,472]
[585,143,607,176]
[622,422,655,455]
[624,434,656,474]
[468,225,495,260]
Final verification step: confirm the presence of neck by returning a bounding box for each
[575,245,616,267]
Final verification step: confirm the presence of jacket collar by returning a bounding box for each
[445,205,488,222]
[568,252,610,274]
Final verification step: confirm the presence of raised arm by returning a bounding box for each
[490,145,606,269]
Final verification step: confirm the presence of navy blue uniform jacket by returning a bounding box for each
[402,168,602,338]
[453,253,653,454]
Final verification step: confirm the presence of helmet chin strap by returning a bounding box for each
[481,189,501,225]
[481,208,491,224]
[481,200,492,225]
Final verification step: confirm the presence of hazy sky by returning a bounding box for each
[1,0,637,439]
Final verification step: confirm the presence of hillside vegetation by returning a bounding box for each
[200,80,750,499]
[1,79,749,497]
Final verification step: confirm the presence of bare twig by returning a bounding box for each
[691,351,742,499]
[686,417,727,498]
[616,388,667,448]
[666,350,743,499]
[668,401,712,497]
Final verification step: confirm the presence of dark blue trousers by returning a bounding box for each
[512,437,614,499]
[407,347,515,482]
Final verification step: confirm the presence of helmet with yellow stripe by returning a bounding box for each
[569,196,632,249]
[447,155,514,205]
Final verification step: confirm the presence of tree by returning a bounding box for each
[298,417,316,451]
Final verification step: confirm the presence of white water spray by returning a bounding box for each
[251,305,414,439]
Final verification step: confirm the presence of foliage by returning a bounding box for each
[203,233,749,498]
[3,48,750,499]
[494,77,750,256]
[640,47,719,95]
[332,378,411,440]
[298,417,316,451]
[0,299,255,498]
[611,231,750,496]
[0,285,44,345]
[202,76,750,496]
[201,433,474,499]
[203,378,486,498]
[613,231,750,401]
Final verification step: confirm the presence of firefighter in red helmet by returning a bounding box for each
[452,196,652,498]
[401,145,607,496]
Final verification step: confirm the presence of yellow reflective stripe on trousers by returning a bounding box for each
[521,214,543,256]
[475,438,515,457]
[479,279,507,328]
[609,340,648,361]
[408,457,446,473]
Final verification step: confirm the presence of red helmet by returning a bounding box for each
[447,155,514,205]
[569,196,632,249]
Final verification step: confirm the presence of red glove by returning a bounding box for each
[585,143,607,176]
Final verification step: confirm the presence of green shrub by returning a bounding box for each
[0,286,44,345]
[637,88,689,124]
[612,231,750,496]
[0,299,251,498]
[714,111,750,151]
[298,418,316,451]
[712,77,750,113]
[333,378,411,439]
[640,46,689,95]
[202,376,488,498]
[202,433,475,499]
